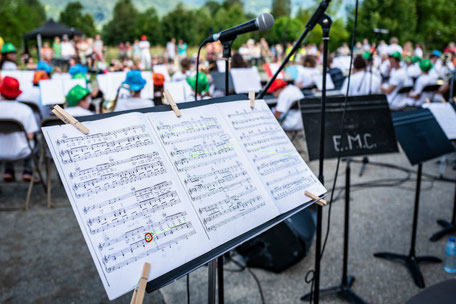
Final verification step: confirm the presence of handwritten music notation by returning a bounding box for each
[149,108,277,239]
[218,100,323,212]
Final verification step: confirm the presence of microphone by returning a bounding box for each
[204,13,274,43]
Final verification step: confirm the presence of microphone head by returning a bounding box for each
[257,13,274,31]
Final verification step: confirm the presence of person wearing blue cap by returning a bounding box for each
[114,70,154,112]
[429,50,454,79]
[69,63,88,76]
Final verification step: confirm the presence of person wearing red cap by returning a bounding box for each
[268,78,306,156]
[139,35,151,69]
[0,76,39,182]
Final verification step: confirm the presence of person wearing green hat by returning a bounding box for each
[407,59,437,107]
[187,73,210,99]
[0,42,18,70]
[64,84,93,117]
[381,51,413,110]
[114,70,154,112]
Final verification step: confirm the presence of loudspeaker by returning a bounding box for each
[236,207,316,273]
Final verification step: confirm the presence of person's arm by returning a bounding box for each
[26,133,34,140]
[274,110,282,119]
[381,84,396,94]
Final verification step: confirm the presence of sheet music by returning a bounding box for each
[42,113,209,300]
[217,99,326,213]
[230,67,262,93]
[39,78,86,105]
[0,70,34,90]
[146,107,280,246]
[164,81,193,103]
[423,103,456,139]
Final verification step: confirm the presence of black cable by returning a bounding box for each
[320,0,359,262]
[228,256,265,304]
[186,274,190,304]
[194,42,205,101]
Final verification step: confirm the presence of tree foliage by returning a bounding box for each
[59,1,97,37]
[0,0,46,48]
[272,0,291,18]
[102,0,139,45]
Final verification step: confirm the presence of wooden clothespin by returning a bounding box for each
[52,105,89,135]
[130,262,151,304]
[163,89,182,117]
[249,91,255,109]
[425,98,431,104]
[305,191,327,207]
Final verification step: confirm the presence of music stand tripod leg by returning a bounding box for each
[301,160,367,304]
[373,164,441,288]
[430,182,456,241]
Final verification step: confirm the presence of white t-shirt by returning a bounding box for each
[17,86,52,122]
[388,44,403,55]
[0,100,38,160]
[61,41,75,58]
[385,68,413,110]
[414,48,423,58]
[340,71,382,96]
[295,66,320,88]
[65,106,93,117]
[407,63,421,79]
[275,85,304,131]
[114,97,154,112]
[407,73,437,107]
[1,61,18,70]
[166,42,176,59]
[139,41,151,56]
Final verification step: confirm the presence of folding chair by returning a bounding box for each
[40,117,67,208]
[0,119,46,211]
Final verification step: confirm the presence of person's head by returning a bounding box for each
[141,35,147,41]
[362,51,372,62]
[302,55,316,68]
[1,43,17,62]
[186,73,209,95]
[123,70,146,96]
[388,51,402,68]
[69,63,88,76]
[430,50,441,63]
[33,70,50,86]
[267,79,288,98]
[54,36,61,43]
[363,38,369,44]
[171,38,176,43]
[419,59,433,74]
[180,58,191,72]
[63,34,69,42]
[43,42,50,48]
[390,37,399,45]
[231,53,248,68]
[95,34,101,40]
[66,85,91,109]
[353,55,367,71]
[0,76,22,100]
[178,39,183,45]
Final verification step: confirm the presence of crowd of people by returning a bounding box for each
[0,34,455,182]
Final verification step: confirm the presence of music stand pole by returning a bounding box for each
[208,260,217,304]
[374,163,442,288]
[302,160,367,303]
[430,182,456,241]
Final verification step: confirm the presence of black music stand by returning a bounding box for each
[374,109,455,288]
[300,94,398,303]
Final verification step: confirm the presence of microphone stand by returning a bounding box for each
[258,2,332,304]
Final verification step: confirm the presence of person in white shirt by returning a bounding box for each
[0,76,39,182]
[414,44,424,58]
[269,79,304,131]
[429,50,454,79]
[381,52,413,110]
[295,55,320,89]
[114,70,154,112]
[340,54,381,96]
[61,35,75,60]
[64,84,94,117]
[139,35,151,69]
[407,59,437,107]
[166,38,176,62]
[406,56,422,79]
[388,37,403,55]
[0,43,18,70]
[171,58,193,82]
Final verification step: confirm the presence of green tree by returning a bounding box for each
[59,1,97,37]
[352,0,417,43]
[134,7,162,46]
[272,0,291,18]
[0,0,46,48]
[102,0,139,45]
[161,3,198,45]
[266,16,304,45]
[213,3,250,49]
